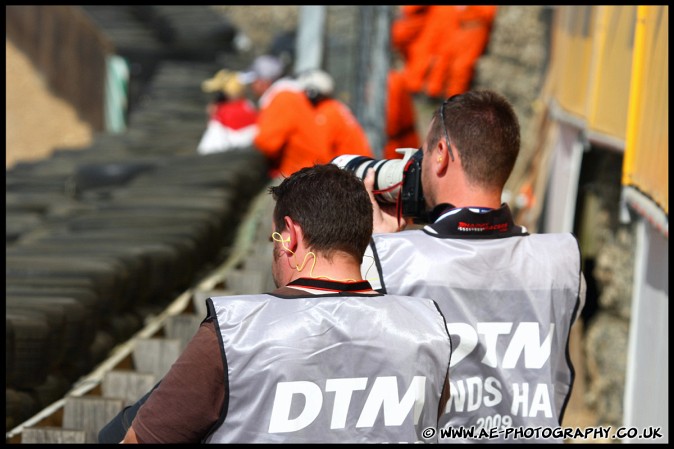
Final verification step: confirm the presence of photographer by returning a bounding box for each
[108,164,452,443]
[362,90,586,443]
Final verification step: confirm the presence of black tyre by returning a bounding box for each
[7,303,67,371]
[5,311,51,389]
[6,388,37,433]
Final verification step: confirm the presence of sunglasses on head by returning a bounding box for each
[439,99,456,163]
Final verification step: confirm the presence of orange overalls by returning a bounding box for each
[254,87,331,177]
[384,69,420,160]
[426,5,497,98]
[395,5,497,99]
[314,98,373,159]
[397,5,460,96]
[391,5,430,61]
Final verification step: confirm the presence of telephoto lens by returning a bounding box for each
[331,148,419,204]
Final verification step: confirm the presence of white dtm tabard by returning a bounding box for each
[203,288,451,443]
[363,204,586,443]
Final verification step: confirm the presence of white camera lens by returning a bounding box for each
[331,148,419,204]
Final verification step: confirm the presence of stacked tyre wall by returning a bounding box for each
[6,6,270,437]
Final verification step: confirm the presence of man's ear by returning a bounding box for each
[283,216,301,253]
[436,145,448,174]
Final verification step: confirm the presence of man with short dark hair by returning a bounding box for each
[119,164,452,444]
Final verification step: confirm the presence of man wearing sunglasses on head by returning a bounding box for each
[363,89,586,443]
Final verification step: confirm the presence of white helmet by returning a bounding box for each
[296,69,335,97]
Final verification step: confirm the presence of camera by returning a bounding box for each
[331,147,427,223]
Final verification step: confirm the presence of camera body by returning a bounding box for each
[331,147,427,223]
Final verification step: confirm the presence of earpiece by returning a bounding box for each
[437,156,443,163]
[271,231,315,273]
[270,231,362,282]
[271,232,293,253]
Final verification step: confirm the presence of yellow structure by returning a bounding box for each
[526,5,667,442]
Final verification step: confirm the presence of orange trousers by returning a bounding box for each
[384,69,419,160]
[426,6,497,98]
[397,5,497,99]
